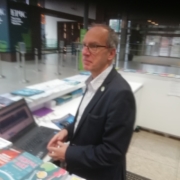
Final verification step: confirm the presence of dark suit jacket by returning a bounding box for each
[65,68,136,180]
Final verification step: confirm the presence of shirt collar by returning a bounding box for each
[85,65,113,92]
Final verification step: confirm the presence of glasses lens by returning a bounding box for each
[89,44,97,53]
[81,44,99,54]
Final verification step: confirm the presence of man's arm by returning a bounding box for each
[65,90,136,169]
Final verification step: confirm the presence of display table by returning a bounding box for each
[0,72,143,162]
[120,70,180,137]
[0,78,86,112]
[36,80,143,131]
[0,72,143,180]
[0,73,143,115]
[0,73,143,132]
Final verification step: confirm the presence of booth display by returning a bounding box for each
[0,72,143,179]
[0,73,143,130]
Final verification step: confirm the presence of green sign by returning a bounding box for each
[78,29,87,70]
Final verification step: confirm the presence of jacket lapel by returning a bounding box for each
[73,68,118,139]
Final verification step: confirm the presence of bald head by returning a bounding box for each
[89,24,118,49]
[85,26,109,47]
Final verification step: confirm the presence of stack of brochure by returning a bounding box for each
[55,94,73,105]
[11,88,44,97]
[63,79,81,86]
[70,88,83,98]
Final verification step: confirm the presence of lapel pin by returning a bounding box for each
[101,86,105,92]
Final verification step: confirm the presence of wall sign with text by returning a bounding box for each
[10,9,27,26]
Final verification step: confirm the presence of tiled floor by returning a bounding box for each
[0,54,78,94]
[1,53,180,180]
[127,131,180,180]
[1,53,180,94]
[178,164,180,180]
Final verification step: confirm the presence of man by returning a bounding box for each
[47,24,136,180]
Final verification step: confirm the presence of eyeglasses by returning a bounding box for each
[81,43,109,54]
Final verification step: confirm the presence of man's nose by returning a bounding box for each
[82,46,90,56]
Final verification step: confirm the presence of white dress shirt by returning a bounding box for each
[74,65,113,133]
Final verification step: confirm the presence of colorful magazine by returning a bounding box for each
[0,148,22,167]
[0,152,42,180]
[24,162,68,180]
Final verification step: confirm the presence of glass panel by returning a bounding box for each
[109,19,121,33]
[159,37,172,56]
[170,37,180,57]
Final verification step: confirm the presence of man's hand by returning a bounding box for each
[47,141,68,161]
[47,129,68,149]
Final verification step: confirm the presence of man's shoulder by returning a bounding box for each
[109,72,131,92]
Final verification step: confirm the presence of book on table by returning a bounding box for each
[0,151,42,180]
[24,161,68,180]
[63,79,80,86]
[11,88,44,97]
[0,147,22,167]
[51,114,75,129]
[0,147,85,180]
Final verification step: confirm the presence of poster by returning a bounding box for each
[9,5,31,52]
[0,0,10,52]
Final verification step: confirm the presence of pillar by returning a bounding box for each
[119,13,128,61]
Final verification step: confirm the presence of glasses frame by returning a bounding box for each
[81,43,110,54]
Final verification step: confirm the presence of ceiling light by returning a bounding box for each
[147,20,151,22]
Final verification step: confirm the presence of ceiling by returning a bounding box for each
[101,0,180,25]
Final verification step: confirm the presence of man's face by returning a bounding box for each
[82,27,116,73]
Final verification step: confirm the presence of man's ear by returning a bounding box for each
[108,48,116,61]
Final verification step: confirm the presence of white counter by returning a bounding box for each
[120,71,180,137]
[37,80,143,130]
[128,81,143,93]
